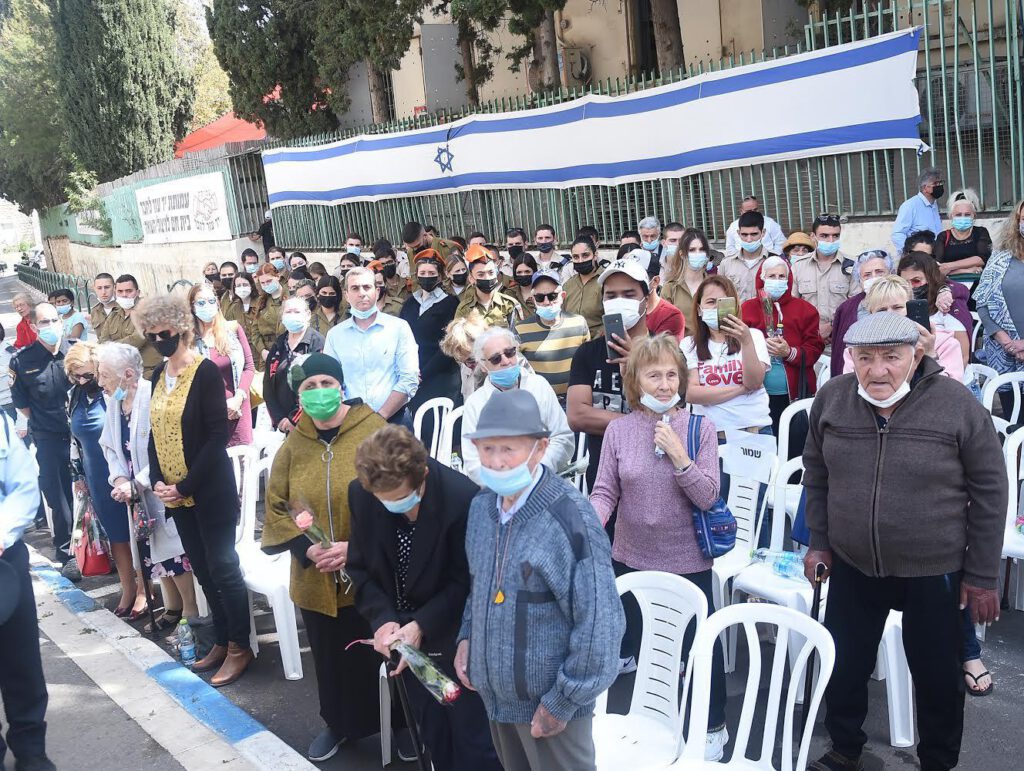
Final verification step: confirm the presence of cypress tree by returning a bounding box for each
[49,0,193,182]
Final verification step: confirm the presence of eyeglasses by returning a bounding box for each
[814,213,841,227]
[534,291,561,303]
[194,299,217,308]
[72,372,95,383]
[485,347,518,367]
[144,330,177,342]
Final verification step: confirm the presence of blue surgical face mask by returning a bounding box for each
[642,240,659,252]
[380,488,421,514]
[816,240,841,256]
[479,441,539,497]
[640,390,680,414]
[271,258,286,271]
[38,326,60,346]
[763,278,788,299]
[951,216,973,232]
[488,363,521,389]
[56,305,71,316]
[282,314,307,333]
[245,263,258,274]
[346,245,361,256]
[194,304,217,323]
[688,252,709,271]
[536,303,561,322]
[350,304,377,320]
[663,243,678,259]
[262,280,281,295]
[740,239,763,253]
[701,308,720,331]
[113,383,128,401]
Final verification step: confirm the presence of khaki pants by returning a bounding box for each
[489,716,595,771]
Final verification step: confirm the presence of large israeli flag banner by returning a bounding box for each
[263,28,925,207]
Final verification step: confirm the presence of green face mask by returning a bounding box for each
[299,387,342,421]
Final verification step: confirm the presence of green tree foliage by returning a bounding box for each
[206,0,339,139]
[174,0,232,132]
[49,0,194,182]
[0,0,68,211]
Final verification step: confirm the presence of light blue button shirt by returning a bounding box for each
[323,311,420,412]
[891,192,943,253]
[0,414,41,549]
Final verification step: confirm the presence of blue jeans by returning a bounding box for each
[960,607,981,663]
[613,560,727,730]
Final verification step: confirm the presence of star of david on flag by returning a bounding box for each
[434,145,454,173]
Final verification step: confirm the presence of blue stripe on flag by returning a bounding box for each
[264,30,920,165]
[267,117,922,204]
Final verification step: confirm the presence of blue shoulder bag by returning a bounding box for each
[686,414,738,559]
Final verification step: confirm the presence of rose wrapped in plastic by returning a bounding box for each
[294,510,331,548]
[390,640,462,705]
[759,290,777,337]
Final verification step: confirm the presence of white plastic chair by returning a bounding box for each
[872,611,914,748]
[981,371,1024,424]
[963,362,998,392]
[776,398,814,463]
[1002,428,1024,611]
[235,454,303,680]
[437,405,464,467]
[712,452,776,673]
[593,571,709,770]
[571,432,590,495]
[970,312,984,353]
[671,603,834,771]
[413,396,454,458]
[813,355,832,390]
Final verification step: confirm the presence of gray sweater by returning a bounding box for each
[803,357,1007,588]
[458,468,625,724]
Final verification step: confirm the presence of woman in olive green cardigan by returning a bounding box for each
[261,353,386,761]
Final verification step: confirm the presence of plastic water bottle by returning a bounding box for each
[177,619,196,667]
[450,453,463,473]
[751,548,805,581]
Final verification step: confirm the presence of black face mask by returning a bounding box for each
[220,276,234,290]
[574,259,595,275]
[451,272,468,286]
[537,242,555,254]
[912,285,929,301]
[84,379,102,395]
[153,334,181,358]
[382,263,398,280]
[514,274,533,287]
[508,244,524,259]
[319,294,340,309]
[931,183,945,199]
[418,276,440,293]
[476,277,499,294]
[305,297,318,312]
[204,273,218,283]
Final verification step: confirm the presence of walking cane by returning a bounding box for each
[802,562,827,738]
[387,652,429,771]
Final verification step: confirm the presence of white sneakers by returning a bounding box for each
[705,726,729,762]
[618,655,638,674]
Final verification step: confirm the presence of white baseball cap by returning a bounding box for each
[597,258,650,290]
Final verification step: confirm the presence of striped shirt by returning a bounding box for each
[513,312,591,397]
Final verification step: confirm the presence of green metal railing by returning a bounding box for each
[15,264,95,312]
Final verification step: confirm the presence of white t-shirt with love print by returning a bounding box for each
[682,330,772,432]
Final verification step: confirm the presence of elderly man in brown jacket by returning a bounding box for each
[803,312,1006,771]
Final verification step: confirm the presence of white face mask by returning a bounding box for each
[116,296,136,310]
[862,276,882,294]
[640,390,680,414]
[856,356,914,408]
[234,284,252,300]
[603,297,646,330]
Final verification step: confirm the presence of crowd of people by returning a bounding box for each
[0,167,1021,771]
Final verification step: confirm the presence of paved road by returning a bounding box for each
[4,273,1024,769]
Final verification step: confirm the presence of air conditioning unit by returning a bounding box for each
[559,47,592,88]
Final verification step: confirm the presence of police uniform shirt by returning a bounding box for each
[10,340,72,436]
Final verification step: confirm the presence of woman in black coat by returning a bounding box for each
[401,250,462,417]
[264,296,325,432]
[135,294,251,687]
[347,425,501,771]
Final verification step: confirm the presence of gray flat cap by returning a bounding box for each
[464,389,551,440]
[843,311,920,348]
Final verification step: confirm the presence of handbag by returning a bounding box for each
[686,415,738,559]
[72,493,113,577]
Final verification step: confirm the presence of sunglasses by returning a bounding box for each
[144,330,177,342]
[534,291,561,303]
[73,372,95,383]
[485,347,518,367]
[814,213,841,227]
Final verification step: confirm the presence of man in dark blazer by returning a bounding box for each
[347,425,501,771]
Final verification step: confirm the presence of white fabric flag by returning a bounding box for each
[263,28,925,207]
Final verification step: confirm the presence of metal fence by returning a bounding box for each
[15,264,95,312]
[264,0,1023,250]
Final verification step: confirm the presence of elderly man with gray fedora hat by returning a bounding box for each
[802,312,1006,771]
[454,388,623,771]
[0,411,56,771]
